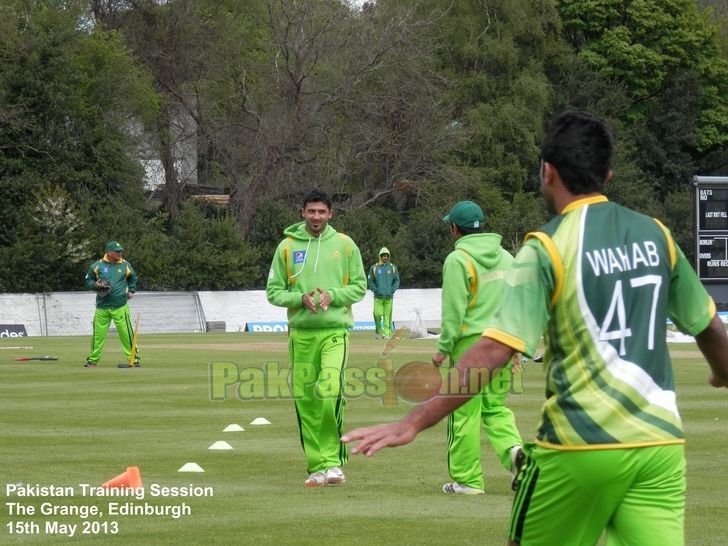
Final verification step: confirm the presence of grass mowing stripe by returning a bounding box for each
[0,333,725,545]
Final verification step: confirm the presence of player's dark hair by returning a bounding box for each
[302,189,332,210]
[454,225,485,236]
[541,111,613,195]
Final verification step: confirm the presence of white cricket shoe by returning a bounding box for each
[304,471,327,488]
[325,466,345,485]
[441,482,484,495]
[510,445,525,491]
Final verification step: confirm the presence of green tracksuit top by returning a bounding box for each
[84,254,138,309]
[437,233,514,355]
[367,256,400,299]
[267,222,367,329]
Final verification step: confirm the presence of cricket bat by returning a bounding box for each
[381,328,410,357]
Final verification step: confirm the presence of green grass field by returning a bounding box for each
[1,332,726,545]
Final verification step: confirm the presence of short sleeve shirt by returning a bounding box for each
[484,196,715,449]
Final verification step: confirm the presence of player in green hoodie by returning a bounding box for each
[432,201,523,495]
[367,247,400,339]
[267,189,367,487]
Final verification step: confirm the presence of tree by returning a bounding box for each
[92,0,209,220]
[393,206,451,288]
[167,204,260,290]
[247,198,301,287]
[0,0,157,291]
[328,1,454,208]
[558,0,728,152]
[407,0,567,197]
[0,184,91,292]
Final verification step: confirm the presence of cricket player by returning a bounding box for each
[343,111,728,545]
[367,247,400,339]
[84,240,139,368]
[267,189,367,487]
[434,200,523,495]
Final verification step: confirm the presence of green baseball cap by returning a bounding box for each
[105,240,124,252]
[442,201,484,229]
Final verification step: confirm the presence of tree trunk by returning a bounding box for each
[158,107,180,220]
[229,144,282,237]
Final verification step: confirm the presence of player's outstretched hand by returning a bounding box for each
[431,352,447,367]
[341,421,417,456]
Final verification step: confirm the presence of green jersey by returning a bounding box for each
[367,261,400,299]
[485,196,715,450]
[437,233,513,355]
[85,254,137,309]
[267,222,367,330]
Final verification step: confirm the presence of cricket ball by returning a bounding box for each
[394,361,443,403]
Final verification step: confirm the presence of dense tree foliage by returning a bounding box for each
[0,0,157,291]
[1,0,727,291]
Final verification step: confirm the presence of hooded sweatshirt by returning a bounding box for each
[436,233,513,355]
[267,221,367,329]
[367,247,400,299]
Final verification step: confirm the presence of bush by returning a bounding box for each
[247,199,301,288]
[166,204,260,290]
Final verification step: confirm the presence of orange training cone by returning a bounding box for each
[101,466,143,489]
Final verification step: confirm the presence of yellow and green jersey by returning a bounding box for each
[484,196,715,450]
[267,222,367,330]
[84,254,137,309]
[367,261,400,299]
[437,233,513,356]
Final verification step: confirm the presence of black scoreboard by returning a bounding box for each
[695,176,728,283]
[697,235,728,279]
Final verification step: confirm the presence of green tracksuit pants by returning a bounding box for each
[289,328,348,473]
[446,334,521,490]
[373,297,393,337]
[510,444,685,546]
[87,303,139,365]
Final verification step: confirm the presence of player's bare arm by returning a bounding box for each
[343,337,514,456]
[694,315,728,387]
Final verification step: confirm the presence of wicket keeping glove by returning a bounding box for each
[95,279,112,297]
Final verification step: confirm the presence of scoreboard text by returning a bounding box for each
[695,177,728,281]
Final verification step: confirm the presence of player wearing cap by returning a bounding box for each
[343,111,728,544]
[367,247,400,339]
[83,240,139,368]
[434,201,524,495]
